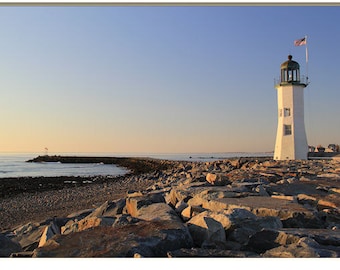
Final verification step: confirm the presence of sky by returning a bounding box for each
[1,2,340,154]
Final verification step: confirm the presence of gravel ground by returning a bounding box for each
[0,156,174,232]
[0,175,156,232]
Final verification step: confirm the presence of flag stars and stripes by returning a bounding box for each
[294,37,307,46]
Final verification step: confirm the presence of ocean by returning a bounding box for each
[0,152,273,178]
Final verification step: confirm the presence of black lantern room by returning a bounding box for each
[280,55,302,84]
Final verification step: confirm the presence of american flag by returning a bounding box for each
[294,37,306,46]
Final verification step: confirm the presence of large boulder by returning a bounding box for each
[187,187,239,207]
[206,173,229,186]
[245,229,298,254]
[136,202,183,222]
[167,188,189,207]
[38,221,60,247]
[86,199,126,218]
[278,228,340,246]
[297,194,318,207]
[186,211,230,248]
[126,193,165,217]
[250,228,340,257]
[202,196,322,228]
[225,208,282,246]
[112,214,141,228]
[166,184,208,207]
[10,222,46,251]
[180,205,206,222]
[102,199,126,217]
[0,234,22,257]
[263,237,340,258]
[125,202,194,253]
[33,218,194,257]
[61,216,116,235]
[61,199,126,234]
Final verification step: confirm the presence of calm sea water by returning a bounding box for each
[0,152,273,178]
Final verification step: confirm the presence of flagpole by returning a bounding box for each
[305,35,309,84]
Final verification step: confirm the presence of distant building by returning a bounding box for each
[309,146,315,152]
[273,55,308,160]
[317,145,325,152]
[309,144,339,153]
[328,144,337,152]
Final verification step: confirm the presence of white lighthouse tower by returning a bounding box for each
[274,55,308,160]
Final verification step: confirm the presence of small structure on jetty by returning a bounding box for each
[274,55,309,160]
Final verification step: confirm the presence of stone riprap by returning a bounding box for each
[1,157,340,257]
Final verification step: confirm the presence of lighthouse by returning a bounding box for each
[274,55,308,160]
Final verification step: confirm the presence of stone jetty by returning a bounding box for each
[1,156,340,257]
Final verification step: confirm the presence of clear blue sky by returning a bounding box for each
[1,4,339,154]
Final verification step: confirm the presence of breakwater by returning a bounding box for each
[27,155,171,175]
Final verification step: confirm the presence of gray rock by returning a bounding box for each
[279,228,340,246]
[253,185,270,196]
[296,194,318,207]
[187,211,228,248]
[174,200,188,214]
[318,208,340,229]
[126,193,165,217]
[0,233,22,257]
[9,251,34,257]
[167,184,207,207]
[206,173,229,186]
[83,199,126,218]
[112,214,140,227]
[136,203,183,223]
[282,212,325,229]
[245,229,296,254]
[188,187,240,206]
[167,248,260,257]
[102,199,126,216]
[34,219,193,257]
[263,236,340,258]
[226,212,282,246]
[186,195,208,207]
[181,205,206,222]
[38,221,60,247]
[180,206,192,221]
[61,216,116,235]
[317,173,340,179]
[10,222,46,251]
[226,207,258,220]
[202,196,319,228]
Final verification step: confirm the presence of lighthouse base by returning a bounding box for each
[273,137,308,160]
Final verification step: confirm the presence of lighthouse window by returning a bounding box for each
[284,108,291,117]
[288,70,293,81]
[284,125,292,135]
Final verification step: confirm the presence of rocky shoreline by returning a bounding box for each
[1,156,170,199]
[1,156,340,257]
